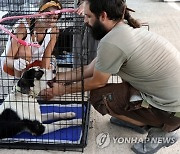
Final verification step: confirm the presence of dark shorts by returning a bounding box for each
[90,82,180,132]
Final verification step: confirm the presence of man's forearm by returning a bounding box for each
[63,77,106,95]
[56,66,88,82]
[52,65,110,97]
[56,58,96,82]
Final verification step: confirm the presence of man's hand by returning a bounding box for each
[40,83,65,100]
[76,2,85,16]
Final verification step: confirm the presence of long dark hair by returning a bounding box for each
[85,0,126,21]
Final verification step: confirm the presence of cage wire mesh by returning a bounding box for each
[0,0,90,152]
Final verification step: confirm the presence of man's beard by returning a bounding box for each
[87,20,108,40]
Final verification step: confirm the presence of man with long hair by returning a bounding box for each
[42,0,180,153]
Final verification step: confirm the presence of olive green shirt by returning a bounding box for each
[95,24,180,112]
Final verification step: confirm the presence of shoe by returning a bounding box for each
[110,117,150,134]
[131,128,179,154]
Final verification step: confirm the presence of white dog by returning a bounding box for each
[0,67,82,139]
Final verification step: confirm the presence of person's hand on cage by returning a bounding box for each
[76,1,85,16]
[14,58,29,71]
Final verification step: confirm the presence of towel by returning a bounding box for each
[2,103,86,144]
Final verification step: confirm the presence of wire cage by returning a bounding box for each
[0,0,90,152]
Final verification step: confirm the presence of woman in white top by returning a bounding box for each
[1,0,62,77]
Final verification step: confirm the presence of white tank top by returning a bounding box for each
[1,18,52,66]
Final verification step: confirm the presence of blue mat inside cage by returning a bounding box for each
[2,104,86,144]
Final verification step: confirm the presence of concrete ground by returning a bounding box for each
[1,0,180,154]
